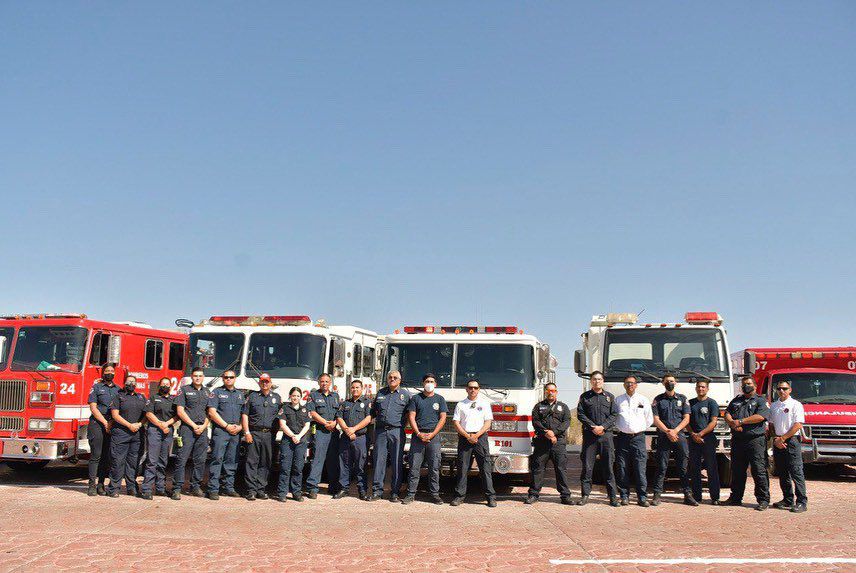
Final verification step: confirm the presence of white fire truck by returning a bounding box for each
[183,315,379,398]
[379,325,556,478]
[574,312,737,479]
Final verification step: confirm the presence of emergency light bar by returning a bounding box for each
[684,312,722,324]
[753,350,856,360]
[603,313,638,326]
[402,325,521,335]
[0,313,87,320]
[208,315,311,326]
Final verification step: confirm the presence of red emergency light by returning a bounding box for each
[442,326,478,333]
[208,315,311,326]
[485,326,518,334]
[404,326,435,334]
[684,312,722,324]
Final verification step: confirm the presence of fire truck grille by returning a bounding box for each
[0,416,24,432]
[808,425,856,441]
[0,380,27,412]
[438,402,458,448]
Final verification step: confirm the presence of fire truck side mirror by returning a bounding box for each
[744,352,757,375]
[107,335,122,365]
[574,349,586,375]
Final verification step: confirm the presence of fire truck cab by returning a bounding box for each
[379,325,556,477]
[734,347,856,468]
[185,315,379,399]
[575,312,736,477]
[0,314,188,470]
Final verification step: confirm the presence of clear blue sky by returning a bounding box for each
[2,3,855,398]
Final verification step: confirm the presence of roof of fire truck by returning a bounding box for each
[0,313,185,340]
[383,324,543,345]
[189,315,377,338]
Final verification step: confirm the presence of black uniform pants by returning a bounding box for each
[245,430,274,494]
[688,433,720,501]
[654,433,690,495]
[108,428,141,494]
[454,434,496,499]
[580,432,617,498]
[773,436,807,506]
[528,438,571,498]
[87,420,111,484]
[729,435,770,503]
[615,432,647,501]
[173,424,209,492]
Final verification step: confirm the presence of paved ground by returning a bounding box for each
[0,453,854,573]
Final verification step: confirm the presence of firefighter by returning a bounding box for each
[688,379,721,505]
[172,367,212,500]
[140,377,178,499]
[403,373,447,505]
[576,371,620,506]
[651,374,696,506]
[241,373,282,500]
[276,387,311,502]
[206,370,245,500]
[450,379,497,508]
[769,380,808,513]
[86,363,119,496]
[370,370,411,502]
[305,373,341,498]
[723,376,771,511]
[334,379,373,500]
[614,375,653,506]
[525,381,573,505]
[106,375,146,497]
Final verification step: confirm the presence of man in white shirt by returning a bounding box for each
[450,379,497,507]
[614,375,654,506]
[769,380,808,513]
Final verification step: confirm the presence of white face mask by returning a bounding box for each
[423,382,436,393]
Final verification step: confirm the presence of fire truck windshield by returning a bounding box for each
[774,372,856,405]
[386,344,454,388]
[188,332,245,377]
[245,333,326,380]
[10,326,88,373]
[603,328,728,381]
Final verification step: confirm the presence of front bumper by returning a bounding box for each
[0,438,80,461]
[801,440,856,464]
[438,449,530,476]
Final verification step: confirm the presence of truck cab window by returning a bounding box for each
[169,342,185,371]
[145,340,164,369]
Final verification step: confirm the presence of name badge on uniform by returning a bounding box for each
[432,403,439,411]
[317,399,325,404]
[378,396,386,402]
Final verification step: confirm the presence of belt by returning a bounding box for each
[619,431,645,437]
[379,424,402,430]
[250,427,272,433]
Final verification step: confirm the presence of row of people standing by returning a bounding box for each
[527,372,807,512]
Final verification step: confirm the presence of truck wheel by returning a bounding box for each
[717,456,732,486]
[5,460,50,473]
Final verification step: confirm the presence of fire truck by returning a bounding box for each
[184,315,378,398]
[379,325,556,478]
[733,347,856,470]
[0,314,188,471]
[574,312,737,478]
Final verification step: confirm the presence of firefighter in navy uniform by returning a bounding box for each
[305,373,341,498]
[206,370,245,500]
[106,375,147,497]
[724,376,771,511]
[576,371,620,506]
[86,364,120,496]
[651,374,696,506]
[525,382,574,505]
[688,379,721,505]
[241,373,282,500]
[334,379,373,500]
[172,367,212,500]
[140,378,177,499]
[370,370,411,502]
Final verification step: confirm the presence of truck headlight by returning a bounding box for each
[490,421,517,432]
[29,418,53,432]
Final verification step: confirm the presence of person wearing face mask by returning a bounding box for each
[576,371,619,506]
[276,387,311,502]
[688,379,721,505]
[614,375,653,507]
[241,373,282,500]
[106,375,146,497]
[305,373,341,499]
[651,374,695,506]
[206,370,245,500]
[334,379,373,500]
[723,376,771,510]
[370,370,411,502]
[402,373,448,505]
[769,380,808,513]
[139,377,178,500]
[525,382,573,505]
[86,364,120,496]
[172,367,213,500]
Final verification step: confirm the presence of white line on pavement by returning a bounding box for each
[550,557,856,565]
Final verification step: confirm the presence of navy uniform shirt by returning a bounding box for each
[305,390,341,427]
[279,403,311,438]
[532,399,572,442]
[87,382,119,421]
[109,391,147,425]
[726,394,770,439]
[337,396,372,435]
[175,384,212,425]
[689,397,719,433]
[242,390,282,429]
[576,390,618,435]
[207,386,245,425]
[144,394,176,423]
[652,392,691,433]
[372,386,411,428]
[407,393,448,432]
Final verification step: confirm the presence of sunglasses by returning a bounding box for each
[467,386,479,390]
[776,387,790,391]
[223,376,236,379]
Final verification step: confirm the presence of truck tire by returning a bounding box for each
[5,460,50,473]
[717,455,732,486]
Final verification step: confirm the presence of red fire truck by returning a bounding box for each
[733,347,856,470]
[0,314,188,471]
